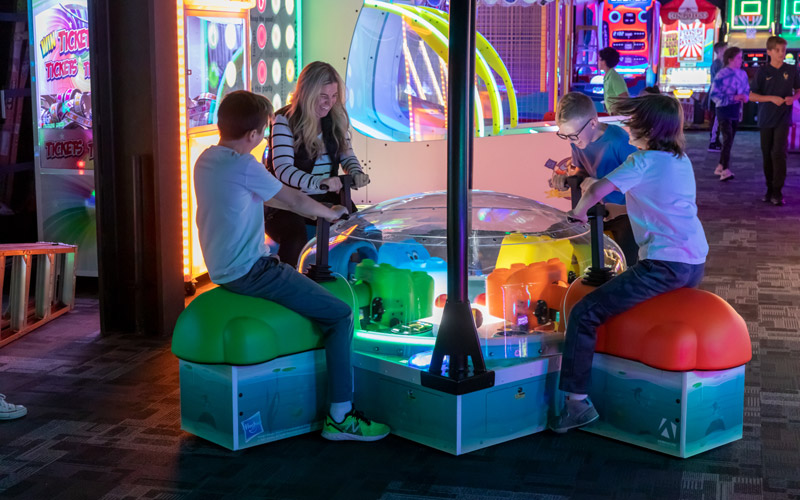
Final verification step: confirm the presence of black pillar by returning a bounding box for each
[420,0,494,395]
[89,0,183,336]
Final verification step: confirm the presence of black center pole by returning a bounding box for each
[566,175,614,286]
[420,0,494,395]
[306,175,352,283]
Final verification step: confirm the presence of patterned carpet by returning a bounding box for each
[1,130,799,500]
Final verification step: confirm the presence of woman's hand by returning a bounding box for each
[320,177,343,192]
[352,172,370,189]
[325,204,349,222]
[566,209,588,223]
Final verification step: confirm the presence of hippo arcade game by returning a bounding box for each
[172,0,752,458]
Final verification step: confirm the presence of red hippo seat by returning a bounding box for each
[594,288,752,371]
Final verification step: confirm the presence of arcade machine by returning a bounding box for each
[657,0,721,123]
[172,0,751,457]
[572,0,660,107]
[29,0,96,276]
[571,0,605,110]
[175,0,298,293]
[778,0,800,62]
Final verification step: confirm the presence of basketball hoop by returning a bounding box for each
[737,14,762,39]
[791,15,800,36]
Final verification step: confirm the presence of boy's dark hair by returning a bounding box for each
[217,91,274,140]
[722,46,742,66]
[599,47,620,68]
[614,95,685,157]
[642,86,661,95]
[713,41,728,52]
[766,36,788,51]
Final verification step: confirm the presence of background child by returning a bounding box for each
[749,36,800,206]
[707,41,728,152]
[194,90,389,442]
[553,92,639,265]
[709,46,749,181]
[598,48,629,115]
[551,95,708,433]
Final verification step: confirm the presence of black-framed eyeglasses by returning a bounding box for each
[556,118,593,141]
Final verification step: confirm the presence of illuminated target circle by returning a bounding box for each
[258,59,268,85]
[285,0,294,15]
[285,24,295,50]
[272,0,281,14]
[272,58,281,84]
[208,24,219,49]
[286,58,295,82]
[225,61,237,87]
[225,24,237,50]
[272,93,283,110]
[257,0,266,12]
[609,10,621,23]
[257,23,267,49]
[271,24,281,50]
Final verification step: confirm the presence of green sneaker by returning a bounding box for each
[321,409,390,442]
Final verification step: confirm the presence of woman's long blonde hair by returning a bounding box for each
[287,61,349,159]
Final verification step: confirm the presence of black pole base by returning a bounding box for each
[305,265,335,283]
[420,369,495,396]
[420,300,495,395]
[582,266,615,286]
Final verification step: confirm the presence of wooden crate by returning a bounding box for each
[0,243,77,347]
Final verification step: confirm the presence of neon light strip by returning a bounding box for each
[176,0,190,278]
[419,5,518,129]
[402,37,427,101]
[185,0,255,8]
[297,0,303,70]
[356,331,436,346]
[405,5,499,133]
[419,40,444,106]
[401,21,416,141]
[365,0,484,137]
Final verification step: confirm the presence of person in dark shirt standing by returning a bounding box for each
[707,41,728,152]
[749,36,800,206]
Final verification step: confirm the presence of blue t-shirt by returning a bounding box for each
[605,150,708,265]
[194,145,283,284]
[571,124,637,205]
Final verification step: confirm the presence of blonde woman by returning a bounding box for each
[265,61,369,266]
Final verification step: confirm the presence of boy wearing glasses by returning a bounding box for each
[552,92,639,265]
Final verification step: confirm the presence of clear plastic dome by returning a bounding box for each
[299,191,626,364]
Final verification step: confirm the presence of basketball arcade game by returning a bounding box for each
[174,0,298,293]
[29,0,96,276]
[602,0,660,95]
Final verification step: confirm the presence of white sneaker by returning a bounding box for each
[719,169,735,181]
[714,164,724,175]
[0,394,27,420]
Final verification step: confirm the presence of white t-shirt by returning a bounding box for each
[194,145,283,283]
[605,150,708,265]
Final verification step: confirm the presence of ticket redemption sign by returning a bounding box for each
[602,0,658,77]
[29,0,96,276]
[658,0,719,92]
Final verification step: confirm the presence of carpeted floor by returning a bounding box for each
[1,130,799,500]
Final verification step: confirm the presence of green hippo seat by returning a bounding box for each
[172,279,355,451]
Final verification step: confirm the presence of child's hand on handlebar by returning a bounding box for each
[326,204,349,222]
[320,177,343,192]
[352,172,370,189]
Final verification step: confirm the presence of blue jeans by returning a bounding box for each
[222,256,354,403]
[559,259,705,394]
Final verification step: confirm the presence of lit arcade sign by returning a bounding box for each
[728,0,772,31]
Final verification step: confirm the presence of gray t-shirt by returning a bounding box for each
[605,150,708,264]
[194,145,283,283]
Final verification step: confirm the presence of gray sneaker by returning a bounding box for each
[549,396,599,433]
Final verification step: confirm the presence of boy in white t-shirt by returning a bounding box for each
[551,94,709,433]
[194,91,389,441]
